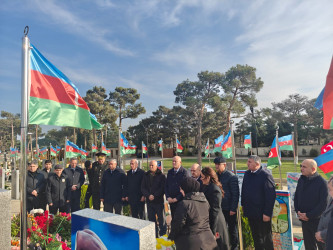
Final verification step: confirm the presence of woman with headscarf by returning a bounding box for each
[201,167,230,250]
[168,177,217,250]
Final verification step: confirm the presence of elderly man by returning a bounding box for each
[241,155,276,250]
[100,159,126,214]
[215,157,239,250]
[190,163,202,186]
[27,160,45,212]
[125,159,145,219]
[141,160,167,237]
[86,152,108,210]
[63,157,85,213]
[46,164,71,214]
[165,156,189,217]
[294,159,328,250]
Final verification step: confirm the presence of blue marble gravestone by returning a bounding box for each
[72,209,155,250]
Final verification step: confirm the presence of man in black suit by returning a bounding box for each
[125,159,145,219]
[241,155,276,250]
[63,157,85,213]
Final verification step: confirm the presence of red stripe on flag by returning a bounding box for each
[279,140,292,146]
[244,139,251,144]
[30,70,89,110]
[319,161,333,174]
[66,146,81,153]
[268,147,278,158]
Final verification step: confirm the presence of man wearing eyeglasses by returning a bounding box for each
[294,159,328,250]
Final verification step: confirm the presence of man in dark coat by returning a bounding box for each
[241,155,276,250]
[63,157,85,213]
[100,159,126,214]
[141,160,167,237]
[27,160,45,212]
[215,157,239,250]
[165,156,189,217]
[125,159,145,219]
[86,152,108,210]
[39,159,53,210]
[169,177,217,250]
[324,177,333,249]
[46,164,71,214]
[294,159,328,250]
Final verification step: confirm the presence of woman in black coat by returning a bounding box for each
[169,177,217,250]
[201,167,230,250]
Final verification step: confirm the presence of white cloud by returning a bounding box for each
[30,0,134,56]
[234,0,333,108]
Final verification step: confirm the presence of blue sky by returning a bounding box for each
[1,0,332,131]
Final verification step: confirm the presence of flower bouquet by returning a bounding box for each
[156,235,176,250]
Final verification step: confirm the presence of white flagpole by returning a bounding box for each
[250,132,253,155]
[276,126,282,188]
[141,141,144,169]
[160,138,164,172]
[175,135,178,156]
[292,132,297,172]
[19,26,30,250]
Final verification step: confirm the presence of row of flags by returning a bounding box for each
[65,140,88,159]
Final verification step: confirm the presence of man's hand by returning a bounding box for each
[315,231,325,243]
[263,214,271,222]
[172,198,178,203]
[71,185,77,191]
[140,196,145,202]
[31,190,38,196]
[167,197,174,203]
[149,195,154,201]
[49,203,53,206]
[298,212,309,221]
[230,211,236,216]
[125,197,129,201]
[66,200,70,203]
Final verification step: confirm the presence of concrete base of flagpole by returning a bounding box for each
[0,189,11,249]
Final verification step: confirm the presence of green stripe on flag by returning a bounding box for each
[280,145,293,151]
[29,97,102,130]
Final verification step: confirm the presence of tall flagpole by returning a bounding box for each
[20,26,30,250]
[175,135,178,156]
[208,138,211,166]
[160,138,164,173]
[49,143,52,160]
[118,128,123,169]
[276,126,282,188]
[250,132,253,155]
[141,141,144,169]
[292,132,297,172]
[231,120,243,250]
[64,137,67,168]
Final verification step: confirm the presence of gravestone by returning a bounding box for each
[0,189,11,249]
[0,169,5,189]
[11,170,20,199]
[72,209,155,250]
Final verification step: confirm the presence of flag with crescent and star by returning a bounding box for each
[244,134,251,149]
[267,137,281,169]
[321,141,333,155]
[278,134,293,151]
[29,44,103,130]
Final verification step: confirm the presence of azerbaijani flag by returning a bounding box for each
[10,147,16,157]
[278,134,293,151]
[80,148,88,159]
[176,139,183,153]
[29,44,103,130]
[120,133,136,156]
[56,146,61,152]
[158,140,163,151]
[221,131,232,159]
[315,57,333,129]
[39,147,48,155]
[214,134,224,152]
[92,144,98,153]
[244,134,251,149]
[50,145,57,156]
[267,137,281,169]
[314,149,333,177]
[321,140,333,154]
[101,142,107,154]
[142,143,148,154]
[204,139,210,158]
[65,140,81,158]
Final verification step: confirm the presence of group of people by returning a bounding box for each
[26,152,333,250]
[26,158,84,214]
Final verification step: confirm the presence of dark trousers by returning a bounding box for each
[130,201,145,219]
[104,202,122,214]
[301,219,325,250]
[84,191,92,208]
[92,193,101,210]
[40,193,47,211]
[248,218,274,250]
[70,190,81,213]
[147,203,167,237]
[49,203,70,214]
[27,196,41,212]
[170,202,178,218]
[223,210,239,250]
